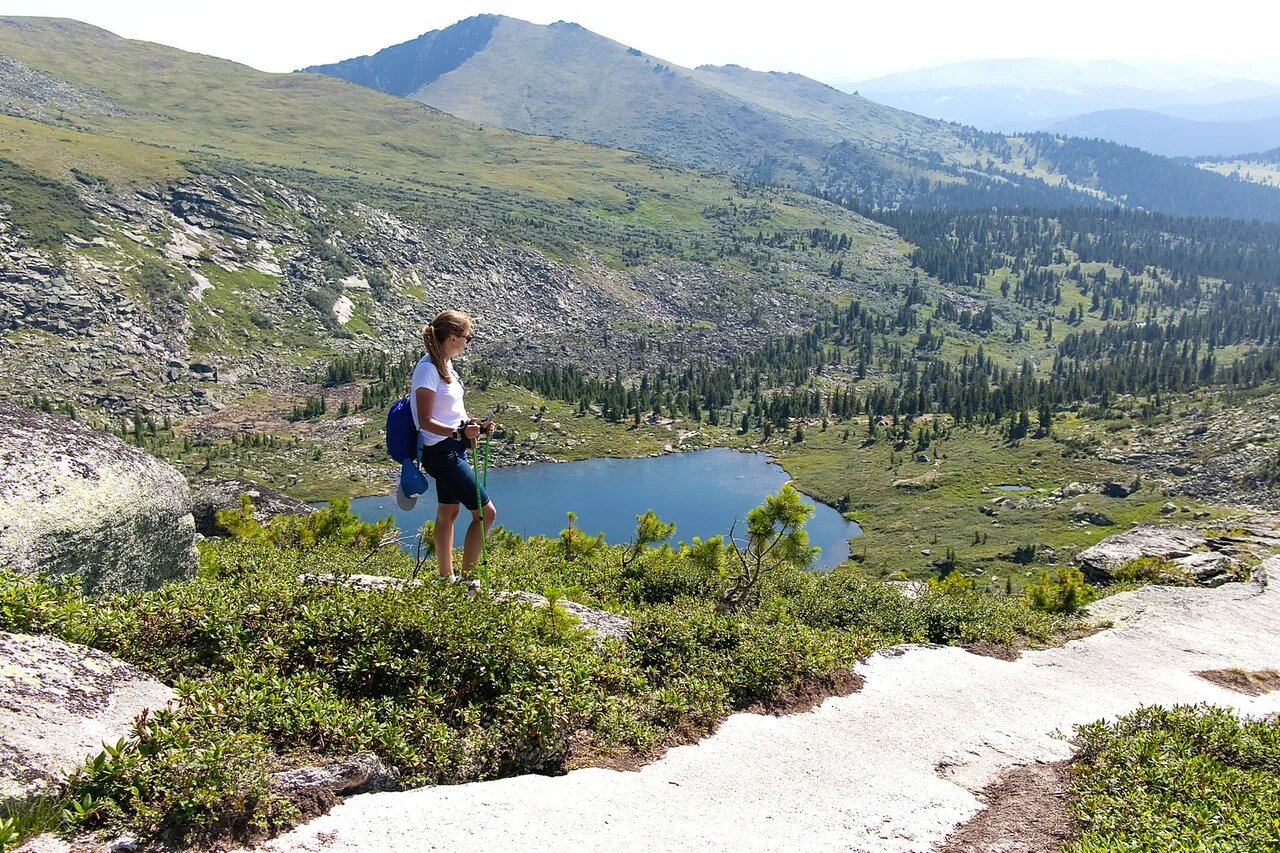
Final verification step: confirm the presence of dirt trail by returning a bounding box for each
[248,559,1280,853]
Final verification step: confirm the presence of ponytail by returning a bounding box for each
[421,309,472,383]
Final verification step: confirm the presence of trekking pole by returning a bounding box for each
[472,439,489,586]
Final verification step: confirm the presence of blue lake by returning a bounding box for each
[349,448,862,570]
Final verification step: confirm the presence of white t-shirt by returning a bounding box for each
[410,356,467,447]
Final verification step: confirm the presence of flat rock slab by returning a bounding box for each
[1076,524,1205,579]
[246,560,1280,853]
[299,574,632,641]
[1076,520,1280,584]
[0,632,174,801]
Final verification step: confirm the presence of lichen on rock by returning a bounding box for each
[0,631,174,802]
[0,403,197,594]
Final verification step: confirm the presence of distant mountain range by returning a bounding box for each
[850,58,1280,127]
[1040,109,1280,158]
[848,58,1280,158]
[306,17,1280,221]
[304,15,971,186]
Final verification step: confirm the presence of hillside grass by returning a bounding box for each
[0,154,99,250]
[775,412,1229,583]
[0,114,187,186]
[0,18,884,270]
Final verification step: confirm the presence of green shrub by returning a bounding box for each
[0,569,87,638]
[0,157,97,251]
[929,571,975,595]
[1111,555,1193,585]
[1067,704,1280,852]
[915,583,1066,644]
[62,719,294,844]
[215,495,393,552]
[558,512,605,561]
[134,257,192,305]
[788,570,921,640]
[0,488,1089,847]
[624,603,864,719]
[1025,569,1096,614]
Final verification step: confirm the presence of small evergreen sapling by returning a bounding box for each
[719,485,817,614]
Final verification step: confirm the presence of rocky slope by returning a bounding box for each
[1096,391,1280,510]
[0,170,895,424]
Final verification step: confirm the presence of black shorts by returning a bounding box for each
[420,438,490,511]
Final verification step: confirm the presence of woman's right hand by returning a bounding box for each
[463,422,482,445]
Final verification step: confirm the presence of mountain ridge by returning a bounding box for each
[849,57,1280,155]
[1043,108,1280,158]
[301,14,500,97]
[306,16,1280,222]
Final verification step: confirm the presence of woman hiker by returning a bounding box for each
[410,309,497,586]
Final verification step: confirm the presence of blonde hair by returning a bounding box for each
[421,309,472,383]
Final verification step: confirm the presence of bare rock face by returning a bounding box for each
[190,478,314,537]
[1076,521,1280,586]
[0,404,197,594]
[271,753,399,819]
[0,631,174,802]
[1076,526,1205,581]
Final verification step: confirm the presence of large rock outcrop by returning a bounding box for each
[0,631,174,802]
[1076,520,1280,586]
[0,404,197,593]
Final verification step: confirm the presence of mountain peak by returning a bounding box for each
[300,14,502,95]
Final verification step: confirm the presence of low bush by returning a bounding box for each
[135,258,191,306]
[1067,704,1280,852]
[0,497,1085,847]
[1025,568,1096,614]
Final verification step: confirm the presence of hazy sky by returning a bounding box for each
[5,0,1279,84]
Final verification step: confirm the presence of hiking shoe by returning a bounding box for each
[437,574,481,595]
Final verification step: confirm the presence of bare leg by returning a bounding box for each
[461,502,497,575]
[434,503,460,579]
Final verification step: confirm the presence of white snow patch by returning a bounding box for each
[188,272,213,302]
[333,295,354,326]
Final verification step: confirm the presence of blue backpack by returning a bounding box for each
[386,396,429,499]
[385,395,418,464]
